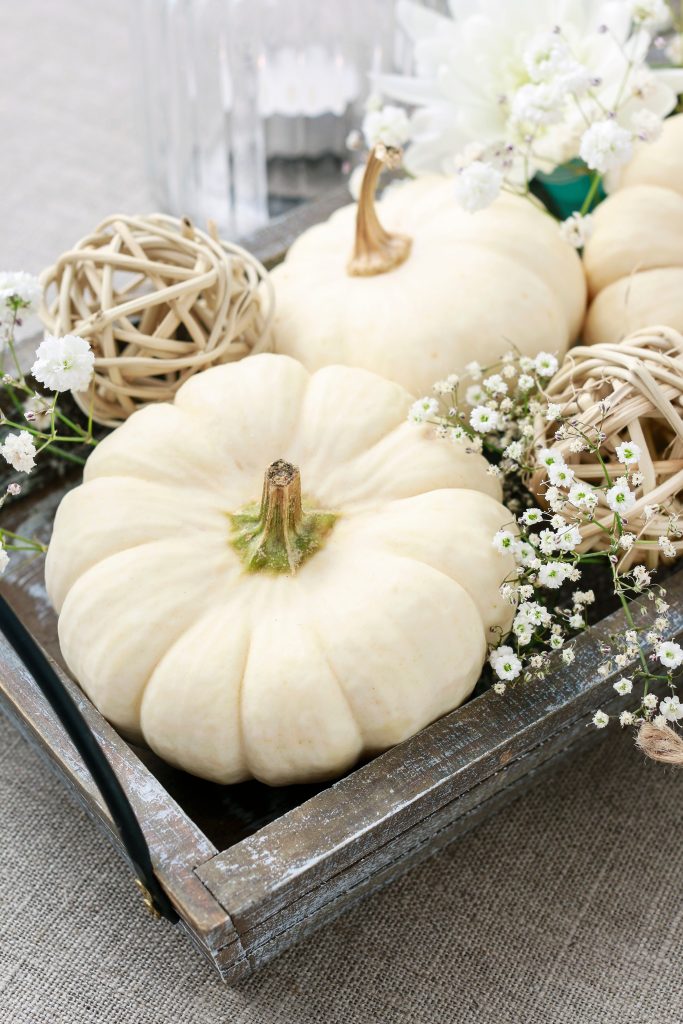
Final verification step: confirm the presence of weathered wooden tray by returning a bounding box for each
[2,193,681,983]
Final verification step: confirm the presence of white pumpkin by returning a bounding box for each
[583,113,683,345]
[270,151,586,396]
[46,354,516,786]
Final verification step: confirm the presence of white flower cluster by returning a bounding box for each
[0,271,42,328]
[374,0,683,215]
[411,348,683,746]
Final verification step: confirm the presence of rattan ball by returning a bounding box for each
[39,213,274,427]
[529,326,683,568]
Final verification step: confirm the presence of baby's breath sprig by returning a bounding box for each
[0,271,98,576]
[409,348,683,752]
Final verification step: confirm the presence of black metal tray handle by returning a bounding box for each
[0,594,178,922]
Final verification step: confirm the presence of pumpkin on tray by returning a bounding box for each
[583,113,683,345]
[269,148,587,396]
[45,354,516,786]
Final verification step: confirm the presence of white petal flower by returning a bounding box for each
[493,529,517,554]
[534,352,559,378]
[652,713,668,729]
[408,396,439,423]
[615,440,641,465]
[555,524,582,552]
[538,447,565,471]
[469,405,499,432]
[0,430,37,473]
[579,119,633,173]
[658,641,683,670]
[613,677,633,695]
[548,463,575,488]
[511,82,564,125]
[629,0,671,31]
[454,161,502,213]
[619,710,635,727]
[362,105,412,150]
[643,693,658,710]
[562,648,575,665]
[559,212,594,249]
[517,374,535,392]
[31,334,94,393]
[0,271,42,312]
[629,107,663,142]
[537,561,568,589]
[606,479,636,514]
[659,695,683,721]
[493,682,507,694]
[493,652,523,681]
[592,710,609,729]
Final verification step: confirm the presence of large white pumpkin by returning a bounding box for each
[270,156,586,396]
[46,354,516,786]
[583,113,683,344]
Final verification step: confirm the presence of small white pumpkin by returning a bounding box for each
[270,150,586,396]
[583,113,683,344]
[46,354,515,786]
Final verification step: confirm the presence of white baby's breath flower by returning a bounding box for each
[629,107,663,142]
[643,693,658,710]
[454,161,502,213]
[517,374,535,392]
[659,536,677,558]
[615,440,641,465]
[592,710,609,729]
[643,504,659,521]
[521,507,543,526]
[538,447,565,472]
[545,403,563,421]
[658,640,683,670]
[548,463,575,488]
[31,334,94,393]
[558,212,594,248]
[483,373,507,396]
[555,524,582,552]
[633,565,651,589]
[469,405,499,432]
[0,430,37,473]
[362,105,411,150]
[652,713,668,730]
[534,352,558,378]
[606,478,636,515]
[562,648,575,665]
[613,677,633,695]
[619,532,636,550]
[493,651,523,681]
[538,561,567,589]
[511,81,564,126]
[0,271,42,313]
[493,529,516,554]
[409,396,439,423]
[659,695,683,721]
[579,119,633,173]
[619,710,635,727]
[465,384,486,406]
[567,482,596,510]
[493,682,507,695]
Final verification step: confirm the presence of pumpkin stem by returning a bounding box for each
[347,146,412,277]
[230,460,337,575]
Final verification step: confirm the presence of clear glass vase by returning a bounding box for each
[136,0,420,237]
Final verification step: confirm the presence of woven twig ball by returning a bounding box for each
[39,213,274,427]
[529,326,683,568]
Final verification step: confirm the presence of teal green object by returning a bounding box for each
[532,160,606,219]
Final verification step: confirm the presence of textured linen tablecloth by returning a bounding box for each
[1,3,682,1022]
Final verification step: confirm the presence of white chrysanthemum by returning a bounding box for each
[408,396,439,423]
[559,211,594,249]
[592,710,609,729]
[606,478,636,514]
[31,334,94,393]
[615,440,642,465]
[0,271,42,312]
[658,641,683,670]
[362,105,412,150]
[374,1,683,177]
[579,119,633,173]
[629,0,671,31]
[0,430,37,473]
[453,161,502,212]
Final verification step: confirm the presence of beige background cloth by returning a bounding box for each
[0,2,682,1021]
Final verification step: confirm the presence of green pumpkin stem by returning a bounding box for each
[230,460,336,574]
[347,147,412,277]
